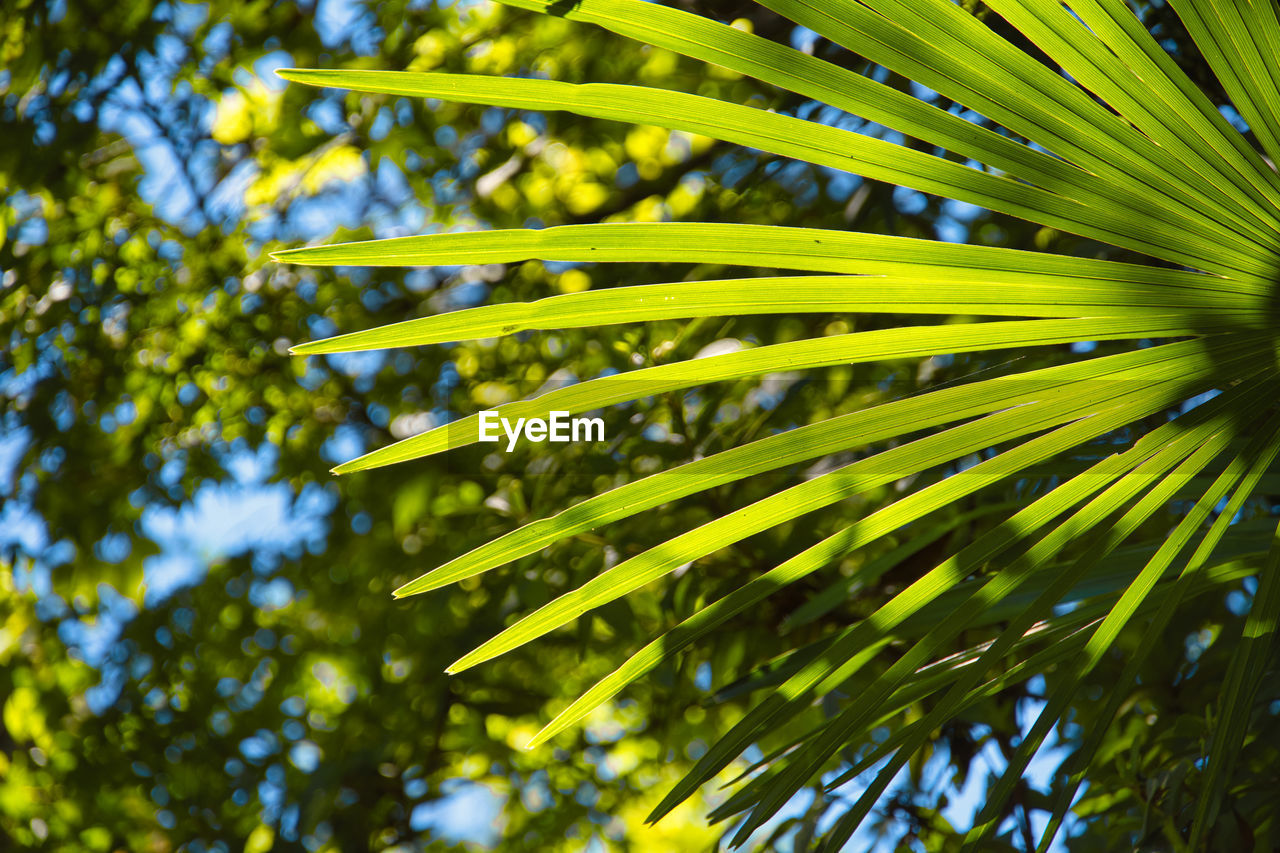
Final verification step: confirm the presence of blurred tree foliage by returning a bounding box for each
[3,0,1274,851]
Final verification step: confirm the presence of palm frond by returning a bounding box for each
[275,0,1280,845]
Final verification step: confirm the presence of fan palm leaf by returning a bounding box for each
[274,0,1280,846]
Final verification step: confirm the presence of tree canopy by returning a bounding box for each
[4,1,1280,851]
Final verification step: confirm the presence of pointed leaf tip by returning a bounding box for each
[447,650,485,673]
[391,580,425,598]
[527,722,556,745]
[330,459,361,475]
[270,248,312,263]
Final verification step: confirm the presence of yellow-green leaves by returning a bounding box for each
[274,0,1280,846]
[278,68,1277,277]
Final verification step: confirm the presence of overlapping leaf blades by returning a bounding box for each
[274,0,1280,847]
